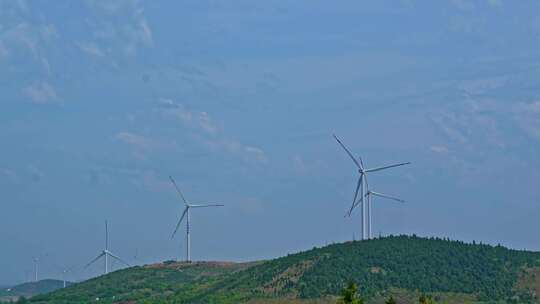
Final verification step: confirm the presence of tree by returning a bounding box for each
[419,294,435,304]
[337,282,364,304]
[385,296,397,304]
[17,296,28,303]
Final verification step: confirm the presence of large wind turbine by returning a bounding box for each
[365,190,404,239]
[333,134,409,240]
[85,221,130,275]
[169,176,224,263]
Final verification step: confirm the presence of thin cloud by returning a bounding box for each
[77,42,105,57]
[156,98,267,164]
[430,145,449,154]
[115,132,148,148]
[22,81,58,104]
[514,101,540,141]
[157,99,219,135]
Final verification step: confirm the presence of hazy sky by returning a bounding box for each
[2,0,540,285]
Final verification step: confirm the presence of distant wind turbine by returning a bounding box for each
[59,267,74,288]
[31,253,47,282]
[365,190,404,239]
[84,221,130,275]
[169,176,224,263]
[32,257,39,282]
[333,134,410,240]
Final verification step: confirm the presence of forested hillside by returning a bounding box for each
[30,236,540,304]
[0,279,68,302]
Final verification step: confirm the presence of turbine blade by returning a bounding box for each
[105,220,109,251]
[333,134,363,170]
[365,162,411,173]
[370,191,405,203]
[347,175,362,216]
[171,207,189,239]
[169,176,188,205]
[84,252,105,269]
[189,203,225,208]
[108,252,130,267]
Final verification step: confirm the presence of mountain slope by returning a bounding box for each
[30,236,540,304]
[0,279,69,301]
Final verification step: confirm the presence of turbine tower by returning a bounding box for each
[365,190,404,239]
[333,134,409,240]
[169,176,224,263]
[59,268,72,288]
[85,220,130,275]
[32,257,39,282]
[31,254,47,282]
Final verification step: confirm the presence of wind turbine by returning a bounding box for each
[51,263,76,288]
[365,190,404,239]
[169,176,224,263]
[333,134,409,240]
[31,253,47,282]
[85,221,130,275]
[58,267,75,288]
[32,257,39,282]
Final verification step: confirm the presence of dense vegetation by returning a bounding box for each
[28,236,540,303]
[0,279,68,302]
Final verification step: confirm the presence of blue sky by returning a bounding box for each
[2,0,540,285]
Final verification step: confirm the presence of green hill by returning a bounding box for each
[0,279,70,302]
[29,236,540,304]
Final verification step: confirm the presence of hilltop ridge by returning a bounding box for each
[30,236,540,304]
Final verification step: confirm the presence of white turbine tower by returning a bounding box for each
[32,257,39,282]
[85,221,130,275]
[59,267,73,288]
[31,254,47,282]
[169,176,224,263]
[333,134,409,240]
[365,190,404,239]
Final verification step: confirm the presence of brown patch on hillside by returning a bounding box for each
[515,266,540,301]
[247,297,336,304]
[257,260,315,296]
[370,266,385,274]
[145,261,258,271]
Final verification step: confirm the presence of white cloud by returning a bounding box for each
[115,132,148,148]
[83,0,153,55]
[155,98,267,164]
[513,101,540,141]
[244,146,267,163]
[430,145,449,154]
[1,23,58,54]
[158,99,219,135]
[139,18,153,46]
[22,81,58,104]
[77,42,105,57]
[198,112,218,134]
[202,137,268,164]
